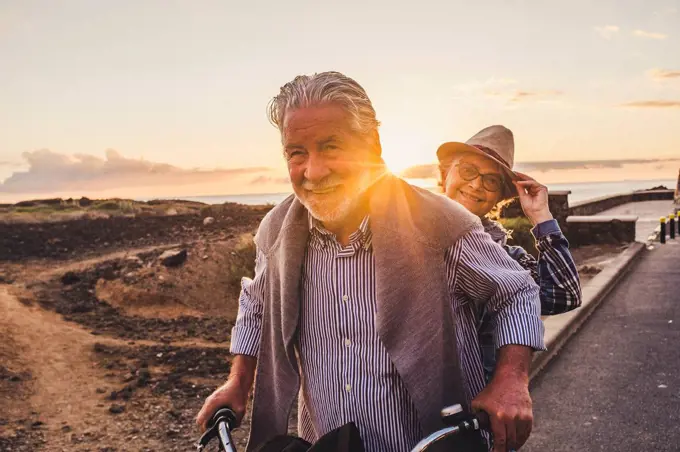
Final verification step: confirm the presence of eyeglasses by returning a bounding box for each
[455,162,504,193]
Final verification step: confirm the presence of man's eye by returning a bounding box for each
[324,144,338,151]
[286,150,306,163]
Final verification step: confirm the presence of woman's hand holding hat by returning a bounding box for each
[512,172,553,226]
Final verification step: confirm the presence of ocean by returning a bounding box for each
[173,178,677,206]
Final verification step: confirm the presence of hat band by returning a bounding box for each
[471,145,511,169]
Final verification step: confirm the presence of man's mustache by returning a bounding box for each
[300,162,387,191]
[301,177,343,191]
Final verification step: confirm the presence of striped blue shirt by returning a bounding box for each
[231,216,544,452]
[480,219,581,381]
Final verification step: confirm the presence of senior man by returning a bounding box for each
[197,71,545,452]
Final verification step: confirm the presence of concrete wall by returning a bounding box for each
[495,188,672,247]
[565,216,638,247]
[569,190,674,216]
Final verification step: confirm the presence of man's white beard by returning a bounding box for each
[299,170,377,225]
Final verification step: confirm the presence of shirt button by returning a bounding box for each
[344,338,351,347]
[342,295,349,302]
[345,383,352,392]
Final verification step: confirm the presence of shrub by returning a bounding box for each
[226,234,257,291]
[94,201,121,211]
[497,217,538,258]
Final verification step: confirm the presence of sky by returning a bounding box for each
[1,0,679,201]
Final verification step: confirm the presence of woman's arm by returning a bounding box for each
[531,220,582,315]
[511,172,582,315]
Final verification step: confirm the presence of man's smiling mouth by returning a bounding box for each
[310,186,339,195]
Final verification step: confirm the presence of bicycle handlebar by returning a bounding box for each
[196,404,489,452]
[411,405,489,451]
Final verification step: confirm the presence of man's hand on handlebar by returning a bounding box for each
[471,377,532,451]
[471,345,533,451]
[196,378,248,432]
[195,355,257,432]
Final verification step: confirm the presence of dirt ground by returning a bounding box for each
[0,200,626,452]
[569,242,631,284]
[0,203,270,452]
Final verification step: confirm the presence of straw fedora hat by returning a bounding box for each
[436,125,518,199]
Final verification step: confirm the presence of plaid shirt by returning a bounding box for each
[480,219,581,380]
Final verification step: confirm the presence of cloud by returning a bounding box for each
[454,79,566,106]
[249,175,290,185]
[594,25,620,40]
[486,89,564,103]
[620,100,680,108]
[400,164,440,179]
[514,158,680,172]
[452,78,518,100]
[0,160,24,169]
[647,68,680,80]
[400,158,680,178]
[632,29,668,40]
[454,78,518,94]
[0,149,272,194]
[510,90,563,103]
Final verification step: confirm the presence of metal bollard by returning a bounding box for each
[671,214,676,240]
[660,217,666,244]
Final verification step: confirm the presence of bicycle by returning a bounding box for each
[196,403,490,452]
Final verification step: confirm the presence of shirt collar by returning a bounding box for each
[308,213,372,250]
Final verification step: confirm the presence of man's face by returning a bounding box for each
[283,104,379,225]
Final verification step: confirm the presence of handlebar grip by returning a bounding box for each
[197,407,240,451]
[474,410,490,431]
[207,407,240,430]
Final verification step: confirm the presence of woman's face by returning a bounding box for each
[444,152,504,217]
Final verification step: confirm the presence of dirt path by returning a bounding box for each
[0,204,266,450]
[0,286,145,450]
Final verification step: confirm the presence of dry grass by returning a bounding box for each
[0,198,206,224]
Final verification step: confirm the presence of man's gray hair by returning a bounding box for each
[267,71,381,139]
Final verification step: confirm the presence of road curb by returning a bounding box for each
[529,241,646,381]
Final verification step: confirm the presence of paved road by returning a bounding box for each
[524,240,680,451]
[596,200,676,242]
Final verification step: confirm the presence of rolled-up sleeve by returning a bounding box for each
[531,219,582,315]
[229,247,267,357]
[455,227,546,351]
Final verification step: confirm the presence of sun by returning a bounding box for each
[380,136,429,176]
[378,123,442,178]
[382,153,411,175]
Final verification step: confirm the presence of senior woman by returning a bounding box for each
[437,125,582,380]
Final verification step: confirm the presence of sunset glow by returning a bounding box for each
[0,0,678,201]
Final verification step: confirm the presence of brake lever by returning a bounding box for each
[196,426,218,451]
